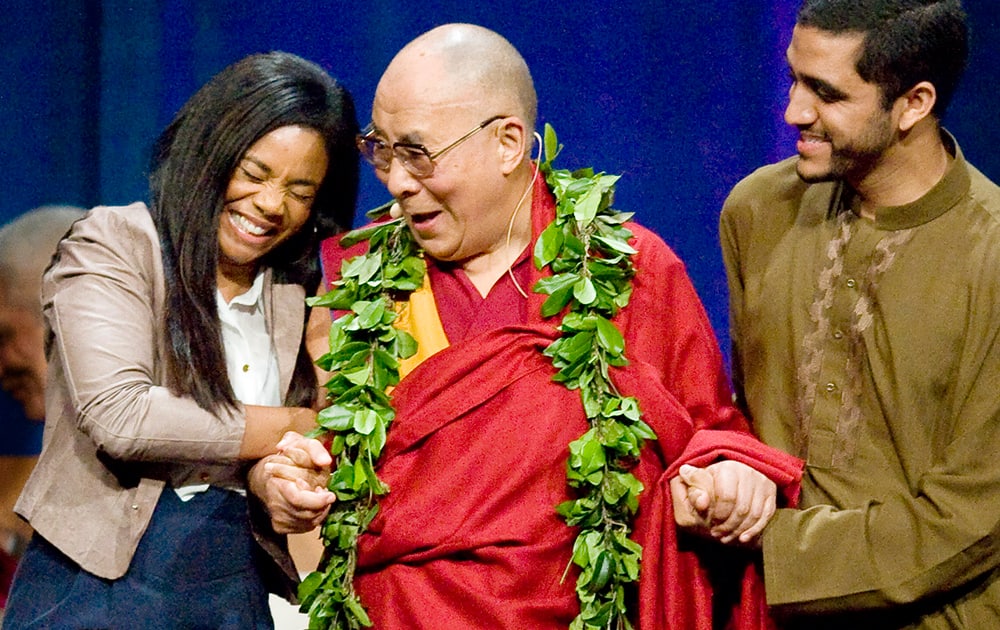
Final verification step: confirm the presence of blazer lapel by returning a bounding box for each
[264,271,306,398]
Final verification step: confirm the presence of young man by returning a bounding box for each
[719,1,1000,626]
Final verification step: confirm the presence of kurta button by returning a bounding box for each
[833,330,844,340]
[242,364,249,372]
[131,504,139,510]
[846,278,857,288]
[825,382,837,392]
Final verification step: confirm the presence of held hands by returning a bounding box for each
[248,431,337,534]
[669,460,777,546]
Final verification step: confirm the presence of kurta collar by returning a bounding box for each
[839,130,971,231]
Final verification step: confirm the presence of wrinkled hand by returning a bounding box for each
[670,465,714,531]
[670,460,776,546]
[248,431,336,534]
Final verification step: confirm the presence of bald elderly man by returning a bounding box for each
[256,24,801,629]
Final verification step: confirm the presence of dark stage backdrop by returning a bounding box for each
[2,1,998,453]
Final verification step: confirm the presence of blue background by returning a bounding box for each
[3,1,998,454]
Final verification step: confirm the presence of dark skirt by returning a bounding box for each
[3,486,273,629]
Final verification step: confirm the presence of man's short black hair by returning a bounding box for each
[797,0,968,116]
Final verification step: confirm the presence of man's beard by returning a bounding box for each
[797,111,895,184]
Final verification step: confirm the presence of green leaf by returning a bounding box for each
[607,210,634,225]
[297,570,323,604]
[358,447,385,494]
[594,315,625,356]
[352,457,369,492]
[571,529,592,567]
[589,551,614,592]
[556,331,595,364]
[353,408,378,435]
[395,330,418,359]
[345,594,373,626]
[328,462,356,498]
[560,312,595,331]
[390,257,426,291]
[369,414,387,455]
[620,397,643,423]
[596,173,621,191]
[341,251,381,284]
[541,284,575,318]
[330,341,371,363]
[562,232,587,258]
[582,600,613,626]
[354,300,386,329]
[592,233,639,256]
[612,285,634,310]
[580,384,602,419]
[362,199,398,222]
[571,432,606,476]
[312,286,358,311]
[573,277,597,305]
[534,221,565,269]
[585,259,624,281]
[573,183,604,224]
[621,551,640,581]
[534,272,578,296]
[543,123,561,165]
[317,405,353,431]
[601,470,629,505]
[328,434,345,456]
[373,348,400,371]
[342,363,372,386]
[621,473,645,513]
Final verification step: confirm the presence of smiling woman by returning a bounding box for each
[3,52,358,629]
[218,125,329,302]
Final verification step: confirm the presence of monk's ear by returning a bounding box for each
[896,81,937,132]
[495,117,527,175]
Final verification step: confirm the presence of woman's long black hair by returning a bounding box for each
[148,51,358,412]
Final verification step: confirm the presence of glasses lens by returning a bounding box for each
[358,135,391,169]
[396,146,433,178]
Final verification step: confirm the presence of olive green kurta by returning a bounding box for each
[721,135,1000,628]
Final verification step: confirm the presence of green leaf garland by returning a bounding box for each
[299,125,654,630]
[536,125,654,630]
[298,209,423,629]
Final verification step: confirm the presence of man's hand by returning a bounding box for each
[670,464,715,530]
[670,460,777,546]
[248,431,336,534]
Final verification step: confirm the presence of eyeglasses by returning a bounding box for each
[357,115,507,179]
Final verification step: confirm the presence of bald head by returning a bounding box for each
[379,24,537,135]
[0,205,85,317]
[368,25,539,277]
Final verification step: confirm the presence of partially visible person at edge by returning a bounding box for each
[2,52,357,629]
[256,24,804,629]
[0,206,85,614]
[716,0,1000,627]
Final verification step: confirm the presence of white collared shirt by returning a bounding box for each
[175,272,281,501]
[217,271,282,408]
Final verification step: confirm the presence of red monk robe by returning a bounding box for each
[319,175,802,629]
